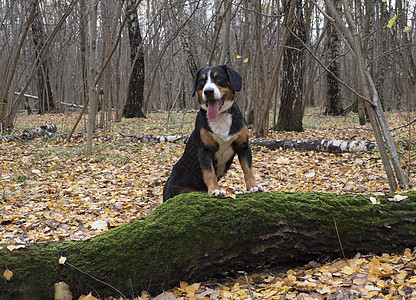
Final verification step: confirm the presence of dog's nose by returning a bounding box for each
[204,88,214,97]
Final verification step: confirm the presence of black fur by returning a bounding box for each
[163,65,260,201]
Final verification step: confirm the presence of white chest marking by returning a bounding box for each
[208,113,232,141]
[208,113,237,176]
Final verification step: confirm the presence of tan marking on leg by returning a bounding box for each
[203,169,219,193]
[239,157,257,190]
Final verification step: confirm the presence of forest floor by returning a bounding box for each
[1,109,416,299]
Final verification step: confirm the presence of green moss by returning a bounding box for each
[1,191,416,299]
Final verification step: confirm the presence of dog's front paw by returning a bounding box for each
[247,185,263,194]
[209,189,227,197]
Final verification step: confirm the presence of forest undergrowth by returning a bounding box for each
[1,110,416,299]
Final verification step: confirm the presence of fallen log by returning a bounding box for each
[0,124,57,143]
[0,127,376,153]
[250,138,376,153]
[118,133,376,153]
[1,191,415,299]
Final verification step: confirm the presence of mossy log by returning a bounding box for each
[1,191,416,299]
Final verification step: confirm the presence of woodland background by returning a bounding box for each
[0,0,415,132]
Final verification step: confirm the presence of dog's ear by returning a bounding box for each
[222,65,242,92]
[192,68,204,96]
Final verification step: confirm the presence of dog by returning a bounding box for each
[163,65,262,201]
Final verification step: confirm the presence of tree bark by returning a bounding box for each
[31,3,55,114]
[275,0,306,132]
[0,0,38,130]
[86,0,98,154]
[325,0,344,116]
[250,138,375,153]
[123,0,146,118]
[0,124,56,143]
[1,191,416,299]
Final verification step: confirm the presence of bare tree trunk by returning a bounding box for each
[325,0,344,116]
[256,0,294,136]
[219,1,232,65]
[0,0,38,130]
[86,0,98,154]
[79,0,88,107]
[275,0,306,132]
[355,1,366,125]
[123,0,145,118]
[323,0,409,191]
[31,3,55,114]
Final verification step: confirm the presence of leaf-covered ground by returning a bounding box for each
[1,110,416,299]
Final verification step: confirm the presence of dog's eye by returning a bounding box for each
[216,76,223,82]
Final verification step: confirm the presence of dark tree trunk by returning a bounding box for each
[31,3,55,114]
[123,1,145,118]
[275,0,306,132]
[1,191,416,299]
[325,0,344,116]
[79,0,88,107]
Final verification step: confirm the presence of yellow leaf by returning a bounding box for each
[185,285,196,297]
[341,266,354,275]
[353,277,366,285]
[397,270,407,281]
[369,197,380,204]
[58,256,67,265]
[243,58,249,63]
[6,245,25,252]
[79,292,99,300]
[236,55,242,59]
[387,15,398,28]
[403,26,411,33]
[394,194,408,201]
[3,269,13,281]
[226,193,236,199]
[179,281,189,291]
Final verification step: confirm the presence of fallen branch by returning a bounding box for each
[250,138,376,153]
[0,124,57,143]
[1,191,415,299]
[119,133,376,153]
[119,133,188,143]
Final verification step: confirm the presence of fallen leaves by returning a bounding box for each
[3,268,12,281]
[1,111,416,299]
[162,249,416,299]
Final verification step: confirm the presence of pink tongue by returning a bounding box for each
[207,100,220,122]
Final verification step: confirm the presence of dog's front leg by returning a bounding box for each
[236,143,263,194]
[198,148,226,197]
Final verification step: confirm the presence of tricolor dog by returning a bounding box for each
[163,65,262,201]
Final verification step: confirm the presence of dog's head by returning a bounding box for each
[192,65,242,122]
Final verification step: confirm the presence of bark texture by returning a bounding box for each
[325,0,344,116]
[123,0,145,118]
[31,3,55,114]
[1,191,416,299]
[0,124,56,142]
[275,0,306,132]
